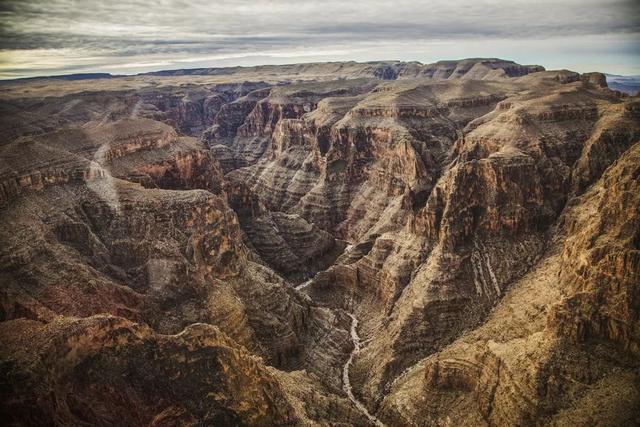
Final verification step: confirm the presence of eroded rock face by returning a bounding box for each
[109,82,271,137]
[0,82,367,424]
[1,59,638,426]
[0,316,298,426]
[553,144,640,353]
[210,65,638,420]
[378,143,640,426]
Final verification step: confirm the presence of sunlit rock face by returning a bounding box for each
[1,59,639,426]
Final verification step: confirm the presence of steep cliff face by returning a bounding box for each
[1,139,360,386]
[396,58,545,80]
[222,78,514,237]
[134,82,270,136]
[379,142,640,426]
[346,72,639,408]
[553,143,640,353]
[1,59,638,426]
[0,100,367,425]
[0,118,223,206]
[210,65,638,420]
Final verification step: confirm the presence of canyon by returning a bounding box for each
[0,58,639,426]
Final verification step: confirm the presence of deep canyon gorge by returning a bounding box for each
[1,58,639,426]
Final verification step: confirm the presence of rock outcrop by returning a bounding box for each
[0,316,298,426]
[379,142,640,426]
[143,58,544,83]
[206,65,638,420]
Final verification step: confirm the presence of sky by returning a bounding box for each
[0,0,639,79]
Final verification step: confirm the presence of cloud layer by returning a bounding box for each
[1,0,639,78]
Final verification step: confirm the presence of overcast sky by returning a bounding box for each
[0,0,638,79]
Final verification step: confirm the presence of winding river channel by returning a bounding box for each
[342,313,386,427]
[294,243,385,425]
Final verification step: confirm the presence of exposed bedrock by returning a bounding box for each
[553,143,640,354]
[1,60,638,425]
[0,316,299,426]
[233,71,638,413]
[225,178,347,284]
[0,118,229,206]
[0,168,355,390]
[204,87,272,148]
[346,74,640,409]
[378,142,640,426]
[240,210,346,283]
[224,79,513,240]
[0,172,369,425]
[142,58,545,83]
[0,109,365,425]
[134,82,270,136]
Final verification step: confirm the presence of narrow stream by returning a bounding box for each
[343,313,386,427]
[295,278,313,291]
[292,244,384,425]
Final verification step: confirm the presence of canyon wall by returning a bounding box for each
[1,59,638,426]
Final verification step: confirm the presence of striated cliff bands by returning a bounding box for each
[379,142,640,426]
[1,58,638,426]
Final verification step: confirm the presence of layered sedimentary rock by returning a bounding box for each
[0,85,367,425]
[0,118,223,206]
[379,142,640,426]
[346,71,639,410]
[238,209,346,283]
[132,82,270,136]
[1,59,638,426]
[144,58,544,83]
[205,63,638,422]
[1,134,358,373]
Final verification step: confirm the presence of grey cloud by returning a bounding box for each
[0,0,639,78]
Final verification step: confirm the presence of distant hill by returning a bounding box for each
[0,73,118,83]
[605,74,640,95]
[141,58,544,81]
[2,59,544,83]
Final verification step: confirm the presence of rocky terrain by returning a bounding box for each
[1,58,638,426]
